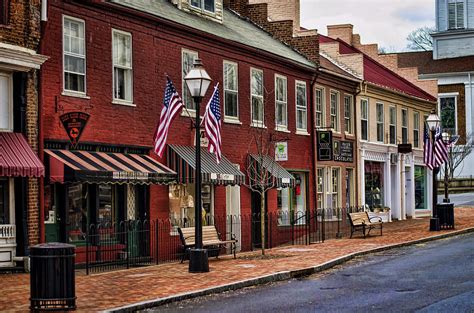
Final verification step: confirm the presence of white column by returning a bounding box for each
[426,168,433,216]
[393,156,402,220]
[360,149,366,207]
[407,156,416,218]
[465,76,473,136]
[384,156,392,222]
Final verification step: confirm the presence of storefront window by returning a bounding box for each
[277,173,306,225]
[169,183,213,227]
[68,183,87,242]
[277,187,290,225]
[316,168,325,209]
[364,161,384,209]
[415,166,426,210]
[98,185,113,225]
[0,179,9,224]
[331,168,340,209]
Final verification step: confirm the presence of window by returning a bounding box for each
[317,168,325,209]
[251,68,264,126]
[275,75,287,130]
[278,173,307,225]
[389,106,396,145]
[182,49,198,110]
[361,99,368,140]
[344,95,353,134]
[223,61,238,119]
[345,168,355,207]
[315,87,324,128]
[448,0,464,29]
[63,16,86,94]
[413,112,420,148]
[0,73,12,131]
[376,103,384,142]
[112,30,133,103]
[402,108,408,144]
[277,187,290,225]
[0,0,9,25]
[331,168,340,209]
[0,179,9,224]
[330,91,339,131]
[439,95,457,135]
[190,0,215,12]
[296,81,307,132]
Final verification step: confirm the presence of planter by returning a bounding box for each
[368,211,391,223]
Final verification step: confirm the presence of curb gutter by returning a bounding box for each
[104,227,474,313]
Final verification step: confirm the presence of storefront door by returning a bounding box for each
[251,191,267,248]
[0,178,15,267]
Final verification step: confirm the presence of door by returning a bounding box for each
[226,185,241,251]
[251,191,267,248]
[0,178,15,267]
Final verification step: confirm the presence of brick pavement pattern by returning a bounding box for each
[1,207,474,312]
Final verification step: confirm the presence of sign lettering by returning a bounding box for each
[60,112,90,148]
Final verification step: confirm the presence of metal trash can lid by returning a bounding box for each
[30,242,76,256]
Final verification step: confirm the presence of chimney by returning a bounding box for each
[327,24,354,45]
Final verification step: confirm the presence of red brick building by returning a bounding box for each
[0,0,47,269]
[39,0,319,260]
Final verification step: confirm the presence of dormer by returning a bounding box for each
[172,0,224,23]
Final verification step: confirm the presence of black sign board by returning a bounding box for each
[398,143,412,154]
[333,140,354,163]
[60,112,90,148]
[317,131,333,161]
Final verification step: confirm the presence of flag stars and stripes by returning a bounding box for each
[203,84,222,163]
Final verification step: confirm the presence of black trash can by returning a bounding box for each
[437,203,455,229]
[30,242,76,311]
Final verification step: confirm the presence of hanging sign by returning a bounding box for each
[60,112,90,148]
[194,128,209,148]
[275,142,288,161]
[333,141,354,162]
[317,130,333,161]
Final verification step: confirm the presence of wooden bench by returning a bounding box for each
[178,225,237,263]
[347,212,383,238]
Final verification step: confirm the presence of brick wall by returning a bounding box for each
[0,0,41,49]
[249,0,300,32]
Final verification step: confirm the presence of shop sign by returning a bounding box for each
[211,173,235,181]
[275,142,288,161]
[398,143,412,154]
[60,112,90,148]
[317,131,332,161]
[113,171,149,180]
[194,128,209,148]
[282,177,291,184]
[333,141,354,162]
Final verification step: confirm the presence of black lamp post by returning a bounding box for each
[184,59,212,273]
[442,132,451,203]
[426,109,440,231]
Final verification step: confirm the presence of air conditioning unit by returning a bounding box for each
[390,153,399,165]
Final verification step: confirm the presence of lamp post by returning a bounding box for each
[184,59,212,273]
[426,109,440,231]
[442,132,451,203]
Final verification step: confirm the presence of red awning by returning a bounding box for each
[0,132,45,177]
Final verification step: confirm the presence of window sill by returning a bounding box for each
[251,122,267,129]
[181,110,196,118]
[61,91,90,99]
[275,127,290,133]
[296,129,309,136]
[344,132,355,138]
[224,117,242,125]
[112,99,136,107]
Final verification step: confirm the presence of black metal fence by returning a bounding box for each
[82,206,366,274]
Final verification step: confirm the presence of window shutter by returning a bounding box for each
[448,3,456,29]
[456,2,464,28]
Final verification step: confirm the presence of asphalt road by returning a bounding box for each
[440,192,474,206]
[151,233,474,313]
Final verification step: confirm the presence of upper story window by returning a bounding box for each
[63,16,86,94]
[389,106,396,145]
[182,49,198,111]
[190,0,215,13]
[296,81,307,132]
[344,95,353,134]
[315,87,325,128]
[376,103,384,143]
[401,108,408,144]
[413,111,420,148]
[275,75,288,131]
[112,29,133,103]
[439,94,457,135]
[223,61,238,120]
[330,91,339,132]
[448,0,465,29]
[251,68,264,127]
[360,99,368,141]
[0,0,9,25]
[0,73,12,131]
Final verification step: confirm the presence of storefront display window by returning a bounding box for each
[278,172,306,225]
[169,183,213,226]
[0,179,9,224]
[365,161,384,209]
[68,183,87,242]
[98,185,113,225]
[415,166,426,210]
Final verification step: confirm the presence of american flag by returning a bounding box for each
[423,124,434,170]
[203,84,222,163]
[153,77,184,157]
[434,127,449,166]
[424,125,449,170]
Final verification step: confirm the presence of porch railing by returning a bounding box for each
[0,224,16,239]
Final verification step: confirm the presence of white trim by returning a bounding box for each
[112,28,133,104]
[223,117,242,125]
[329,89,340,132]
[61,91,91,99]
[181,48,199,113]
[343,93,354,135]
[376,102,384,143]
[314,85,325,128]
[413,111,420,148]
[389,105,397,145]
[295,80,308,133]
[223,60,239,120]
[189,0,216,14]
[0,72,13,131]
[401,107,408,144]
[360,97,369,141]
[438,93,458,134]
[250,67,265,127]
[274,74,288,130]
[62,15,87,95]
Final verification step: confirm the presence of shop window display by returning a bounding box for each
[364,162,384,210]
[169,184,213,226]
[414,166,426,210]
[277,173,306,225]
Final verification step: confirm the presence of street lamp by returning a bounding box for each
[184,59,212,273]
[442,132,451,203]
[426,109,440,231]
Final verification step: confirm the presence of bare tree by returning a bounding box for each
[443,134,474,180]
[406,26,435,51]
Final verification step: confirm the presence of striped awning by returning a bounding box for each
[45,149,176,185]
[0,132,44,177]
[248,154,295,188]
[167,145,245,185]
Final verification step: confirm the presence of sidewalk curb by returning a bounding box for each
[104,227,474,313]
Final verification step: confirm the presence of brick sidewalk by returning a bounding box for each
[2,207,473,312]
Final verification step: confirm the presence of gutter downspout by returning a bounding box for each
[310,71,318,218]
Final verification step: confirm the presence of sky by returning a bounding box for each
[300,0,434,52]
